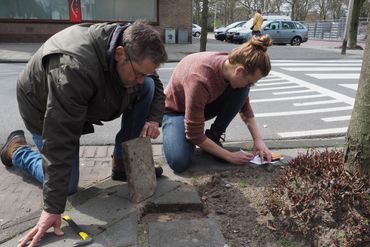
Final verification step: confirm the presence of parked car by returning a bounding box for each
[263,20,308,45]
[233,20,308,46]
[225,20,253,42]
[192,24,202,37]
[231,15,291,43]
[214,21,246,41]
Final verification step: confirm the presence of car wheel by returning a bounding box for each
[291,36,302,46]
[194,32,201,37]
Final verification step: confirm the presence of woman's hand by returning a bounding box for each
[226,150,254,164]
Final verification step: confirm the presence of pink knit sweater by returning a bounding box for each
[165,52,254,145]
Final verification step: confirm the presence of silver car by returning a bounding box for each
[262,20,308,45]
[234,20,308,46]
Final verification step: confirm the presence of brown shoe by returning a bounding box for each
[1,130,27,167]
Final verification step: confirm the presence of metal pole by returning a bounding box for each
[341,0,354,55]
[214,1,217,31]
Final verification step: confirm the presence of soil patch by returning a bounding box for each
[193,165,308,247]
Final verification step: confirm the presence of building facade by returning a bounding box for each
[0,0,192,43]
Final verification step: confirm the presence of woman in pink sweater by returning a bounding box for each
[163,35,273,172]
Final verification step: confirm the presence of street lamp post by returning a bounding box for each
[214,1,218,31]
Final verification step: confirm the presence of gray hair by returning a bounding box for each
[122,20,167,64]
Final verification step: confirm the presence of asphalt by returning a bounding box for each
[0,35,361,246]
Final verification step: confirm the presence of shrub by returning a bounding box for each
[266,149,370,247]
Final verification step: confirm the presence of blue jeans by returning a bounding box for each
[12,77,155,193]
[163,85,250,173]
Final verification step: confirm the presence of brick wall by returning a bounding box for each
[157,0,193,43]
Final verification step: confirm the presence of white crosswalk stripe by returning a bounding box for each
[252,59,361,138]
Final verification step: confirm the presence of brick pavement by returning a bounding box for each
[0,145,163,229]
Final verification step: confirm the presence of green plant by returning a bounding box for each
[238,180,249,188]
[278,238,295,247]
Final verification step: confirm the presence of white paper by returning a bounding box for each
[249,155,283,165]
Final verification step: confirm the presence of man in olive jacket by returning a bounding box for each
[0,20,167,246]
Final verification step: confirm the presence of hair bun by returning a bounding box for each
[250,35,272,52]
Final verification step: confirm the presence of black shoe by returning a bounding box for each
[111,170,127,181]
[205,129,225,147]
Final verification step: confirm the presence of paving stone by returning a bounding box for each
[122,137,156,203]
[90,211,137,247]
[147,184,202,213]
[64,192,136,236]
[148,219,226,247]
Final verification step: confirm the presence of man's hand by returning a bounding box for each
[140,121,160,138]
[18,210,64,247]
[253,139,272,163]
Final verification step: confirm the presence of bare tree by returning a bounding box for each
[329,0,345,19]
[344,23,370,175]
[348,0,366,48]
[318,0,331,20]
[285,0,314,20]
[200,0,209,51]
[269,0,286,14]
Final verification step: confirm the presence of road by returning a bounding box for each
[0,57,361,145]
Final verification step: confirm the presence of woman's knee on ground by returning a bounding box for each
[166,153,192,173]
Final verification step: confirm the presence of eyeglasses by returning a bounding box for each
[126,52,147,80]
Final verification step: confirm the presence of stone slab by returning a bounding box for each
[147,184,202,213]
[122,137,156,203]
[148,218,226,247]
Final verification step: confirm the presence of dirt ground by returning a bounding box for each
[192,164,309,247]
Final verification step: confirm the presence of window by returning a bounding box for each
[268,22,280,30]
[0,0,158,22]
[282,21,295,29]
[81,0,157,22]
[294,22,305,29]
[0,0,69,20]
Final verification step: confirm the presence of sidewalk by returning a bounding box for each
[0,35,365,63]
[0,36,352,246]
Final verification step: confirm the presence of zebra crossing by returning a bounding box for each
[250,59,361,138]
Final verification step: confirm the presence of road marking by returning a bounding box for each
[272,59,362,63]
[258,78,284,82]
[273,89,315,95]
[273,63,361,66]
[278,127,348,138]
[251,94,325,103]
[251,85,303,92]
[293,99,342,106]
[255,106,352,117]
[322,116,351,122]
[282,67,361,71]
[306,73,359,79]
[272,71,355,105]
[339,84,358,90]
[256,81,293,87]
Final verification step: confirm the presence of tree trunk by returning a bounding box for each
[200,0,208,52]
[344,23,370,175]
[348,0,365,48]
[194,0,201,24]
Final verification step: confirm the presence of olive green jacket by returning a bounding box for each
[17,23,165,213]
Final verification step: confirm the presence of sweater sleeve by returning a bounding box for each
[239,96,254,119]
[183,74,209,145]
